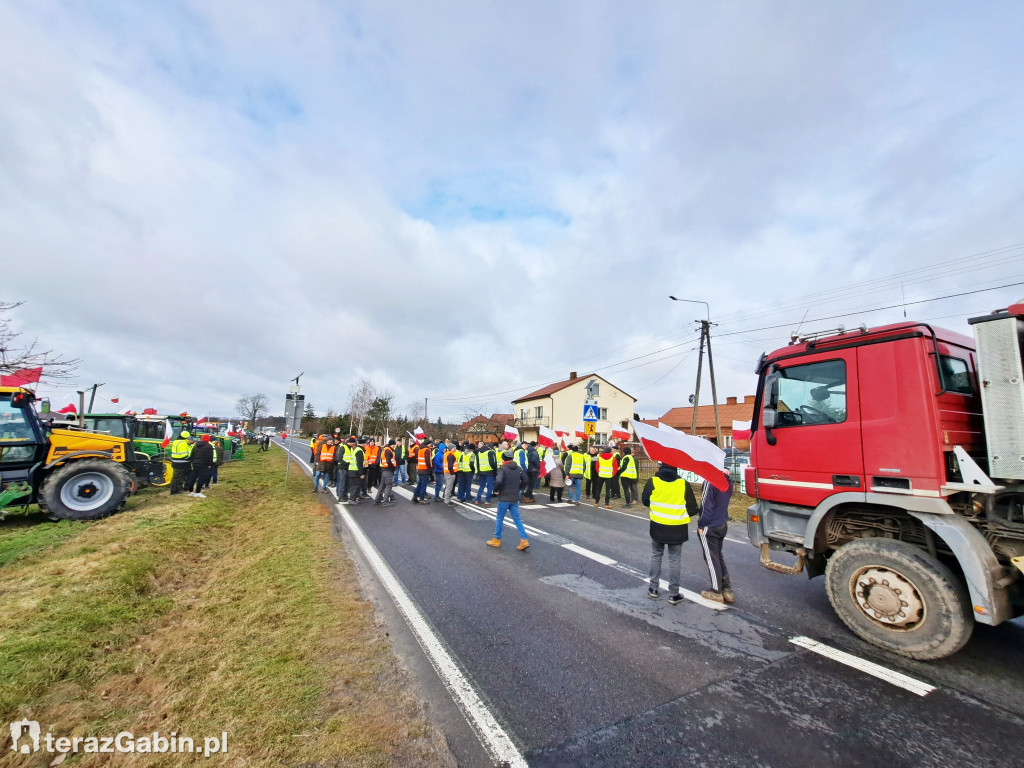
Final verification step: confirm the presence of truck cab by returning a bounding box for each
[747,318,1023,659]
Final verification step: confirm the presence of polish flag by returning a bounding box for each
[407,430,421,444]
[611,424,631,441]
[574,425,587,440]
[110,395,120,403]
[503,424,519,442]
[554,426,570,437]
[539,451,557,478]
[161,420,173,449]
[143,407,158,415]
[0,367,43,386]
[630,419,729,491]
[538,425,557,448]
[414,426,425,438]
[118,405,132,415]
[732,420,752,440]
[58,403,77,415]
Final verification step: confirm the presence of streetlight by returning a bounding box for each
[669,296,722,445]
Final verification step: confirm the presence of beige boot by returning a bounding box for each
[517,539,530,551]
[486,538,502,547]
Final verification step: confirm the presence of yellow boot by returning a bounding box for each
[517,539,530,551]
[486,538,502,547]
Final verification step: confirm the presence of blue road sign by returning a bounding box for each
[583,405,599,421]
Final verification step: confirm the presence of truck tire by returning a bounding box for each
[825,539,973,660]
[38,459,132,521]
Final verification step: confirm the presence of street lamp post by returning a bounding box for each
[669,296,722,446]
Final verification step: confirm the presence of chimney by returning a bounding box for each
[727,396,737,405]
[569,372,577,380]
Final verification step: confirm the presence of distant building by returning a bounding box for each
[459,413,515,444]
[656,395,755,450]
[511,372,637,445]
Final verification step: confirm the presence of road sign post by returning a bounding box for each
[284,392,305,484]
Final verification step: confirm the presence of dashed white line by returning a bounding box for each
[789,636,935,697]
[562,543,617,566]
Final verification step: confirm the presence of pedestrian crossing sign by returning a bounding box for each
[583,405,599,421]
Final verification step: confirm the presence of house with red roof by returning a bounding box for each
[511,372,637,445]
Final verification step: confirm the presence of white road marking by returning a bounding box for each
[275,442,528,765]
[789,636,935,697]
[562,543,617,566]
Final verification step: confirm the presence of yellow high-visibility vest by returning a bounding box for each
[566,451,586,475]
[458,450,475,472]
[170,439,192,460]
[648,477,690,526]
[597,456,615,478]
[478,449,494,472]
[620,455,638,479]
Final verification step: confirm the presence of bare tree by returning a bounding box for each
[0,300,80,379]
[235,393,269,426]
[348,377,376,436]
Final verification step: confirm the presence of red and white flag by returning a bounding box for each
[118,405,132,415]
[0,367,43,386]
[160,420,173,448]
[57,403,77,415]
[538,425,557,448]
[554,426,570,437]
[414,425,425,438]
[630,419,729,491]
[407,430,421,444]
[611,424,631,442]
[539,451,557,478]
[732,420,752,440]
[574,425,587,440]
[110,395,120,403]
[143,407,158,415]
[503,424,519,442]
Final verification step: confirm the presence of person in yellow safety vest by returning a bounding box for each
[592,446,620,509]
[342,438,366,504]
[169,431,196,495]
[442,444,459,505]
[474,442,498,506]
[608,444,622,501]
[309,435,317,462]
[563,444,588,505]
[584,445,598,498]
[618,446,639,508]
[204,438,222,490]
[641,462,698,604]
[456,442,477,502]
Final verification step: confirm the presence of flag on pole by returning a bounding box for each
[407,430,421,444]
[143,407,158,415]
[732,420,752,440]
[57,403,77,415]
[503,424,519,442]
[574,425,587,440]
[0,367,43,386]
[160,420,173,448]
[110,395,120,403]
[554,426,570,437]
[539,451,557,478]
[611,424,631,441]
[414,426,425,438]
[118,405,132,415]
[538,425,557,448]
[630,419,729,490]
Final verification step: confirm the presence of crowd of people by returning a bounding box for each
[307,431,736,604]
[167,431,225,498]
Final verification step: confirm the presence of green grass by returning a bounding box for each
[0,450,451,767]
[0,508,91,567]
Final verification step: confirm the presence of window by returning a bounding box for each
[520,409,526,419]
[535,406,543,419]
[599,408,608,420]
[83,418,127,438]
[0,397,39,464]
[774,359,847,427]
[135,421,166,440]
[939,355,974,395]
[596,433,607,443]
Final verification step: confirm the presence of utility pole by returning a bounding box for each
[424,398,429,424]
[87,383,104,413]
[670,296,721,445]
[704,324,723,446]
[690,326,705,437]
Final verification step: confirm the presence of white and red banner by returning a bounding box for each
[407,430,421,444]
[538,425,557,448]
[554,426,570,437]
[539,451,558,478]
[143,407,158,415]
[57,403,77,415]
[503,424,519,442]
[0,367,43,386]
[414,425,425,438]
[161,420,173,449]
[630,419,729,491]
[732,420,752,440]
[611,424,631,441]
[574,425,587,440]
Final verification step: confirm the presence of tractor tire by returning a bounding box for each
[38,459,133,521]
[825,538,973,660]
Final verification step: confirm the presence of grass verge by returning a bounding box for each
[0,450,452,767]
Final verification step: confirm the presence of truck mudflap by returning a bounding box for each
[760,543,807,574]
[910,511,1012,626]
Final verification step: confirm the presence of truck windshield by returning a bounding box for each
[776,359,847,426]
[84,418,128,438]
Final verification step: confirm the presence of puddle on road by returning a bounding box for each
[541,573,792,663]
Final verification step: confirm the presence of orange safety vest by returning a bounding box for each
[319,445,336,462]
[417,448,431,471]
[379,447,395,469]
[410,445,420,463]
[365,445,379,465]
[443,450,457,474]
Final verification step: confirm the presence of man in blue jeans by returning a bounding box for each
[433,440,447,501]
[486,451,530,551]
[563,444,587,504]
[412,439,434,503]
[474,443,498,506]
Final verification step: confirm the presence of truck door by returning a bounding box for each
[756,350,864,509]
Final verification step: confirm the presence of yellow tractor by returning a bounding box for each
[0,387,135,520]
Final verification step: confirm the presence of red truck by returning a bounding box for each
[746,306,1024,659]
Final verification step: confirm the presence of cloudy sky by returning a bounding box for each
[3,1,1023,423]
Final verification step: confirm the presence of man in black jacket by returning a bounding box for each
[522,442,540,502]
[697,471,735,604]
[486,451,530,550]
[188,436,216,498]
[641,463,698,604]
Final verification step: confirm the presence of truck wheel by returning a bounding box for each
[38,459,132,521]
[825,539,973,660]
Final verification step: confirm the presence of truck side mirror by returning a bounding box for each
[763,373,779,446]
[762,408,778,429]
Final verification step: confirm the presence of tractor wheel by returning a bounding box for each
[825,539,973,660]
[38,459,133,521]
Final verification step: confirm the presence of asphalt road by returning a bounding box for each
[278,439,1024,767]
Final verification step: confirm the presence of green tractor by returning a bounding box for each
[81,413,172,489]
